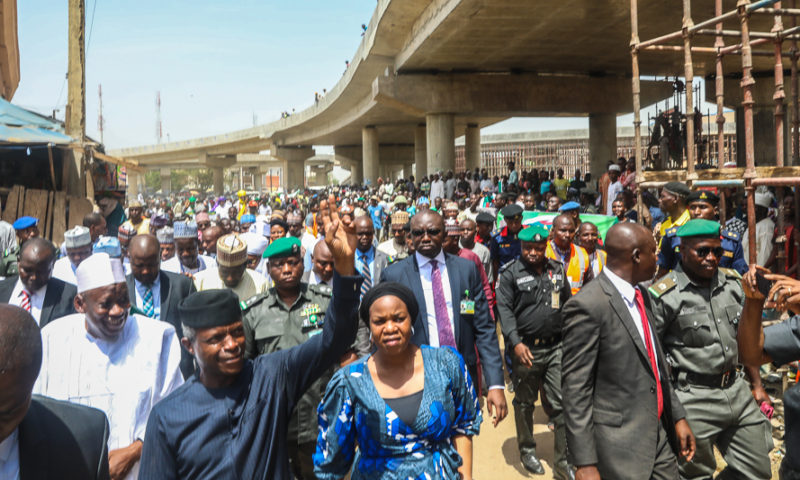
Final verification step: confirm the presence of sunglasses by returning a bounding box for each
[692,246,724,258]
[411,228,442,238]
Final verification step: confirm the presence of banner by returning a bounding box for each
[520,211,618,240]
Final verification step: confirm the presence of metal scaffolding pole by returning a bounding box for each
[739,0,759,265]
[631,0,645,225]
[684,0,697,179]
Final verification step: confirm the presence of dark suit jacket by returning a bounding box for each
[561,271,687,480]
[19,395,110,480]
[379,252,504,387]
[126,270,197,378]
[0,276,77,328]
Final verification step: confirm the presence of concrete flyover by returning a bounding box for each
[113,0,771,194]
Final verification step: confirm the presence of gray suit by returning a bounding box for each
[352,247,389,356]
[561,271,687,480]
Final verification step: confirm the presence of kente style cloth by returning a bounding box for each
[314,345,482,479]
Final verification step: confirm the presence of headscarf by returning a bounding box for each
[358,282,419,325]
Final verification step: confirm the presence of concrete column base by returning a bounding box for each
[415,124,427,181]
[362,126,379,185]
[212,168,224,195]
[589,113,617,185]
[160,168,171,194]
[426,113,455,175]
[465,124,481,172]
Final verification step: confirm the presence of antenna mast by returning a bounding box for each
[97,83,104,144]
[155,91,163,143]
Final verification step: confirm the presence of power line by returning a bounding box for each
[86,0,98,52]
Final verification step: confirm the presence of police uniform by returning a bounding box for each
[241,237,335,480]
[649,219,772,479]
[496,226,573,478]
[491,204,523,269]
[0,245,18,277]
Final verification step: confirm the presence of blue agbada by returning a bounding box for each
[138,272,363,480]
[314,345,482,480]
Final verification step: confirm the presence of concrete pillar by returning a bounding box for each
[362,126,379,185]
[212,167,224,195]
[350,160,363,185]
[415,124,427,180]
[159,168,171,194]
[404,163,414,179]
[426,113,455,175]
[127,171,140,200]
[465,123,481,172]
[589,113,617,186]
[251,167,263,193]
[736,105,789,167]
[273,146,314,191]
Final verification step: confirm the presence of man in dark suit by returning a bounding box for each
[0,304,110,480]
[126,234,197,378]
[0,237,76,327]
[561,222,695,480]
[380,210,508,425]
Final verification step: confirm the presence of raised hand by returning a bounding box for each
[321,194,356,276]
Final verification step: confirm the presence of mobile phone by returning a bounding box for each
[755,272,773,298]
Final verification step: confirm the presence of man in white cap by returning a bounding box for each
[161,221,216,275]
[34,253,183,480]
[156,226,175,261]
[742,190,776,266]
[52,226,93,285]
[603,164,623,216]
[242,232,268,270]
[193,233,268,301]
[121,200,150,235]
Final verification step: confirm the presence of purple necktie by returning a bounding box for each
[431,260,456,347]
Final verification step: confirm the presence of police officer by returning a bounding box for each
[649,219,772,480]
[0,216,40,277]
[491,203,523,283]
[496,225,573,479]
[657,190,747,275]
[241,236,337,480]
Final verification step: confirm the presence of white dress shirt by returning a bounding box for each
[0,428,19,480]
[416,251,454,348]
[742,217,776,267]
[603,268,660,375]
[9,279,46,325]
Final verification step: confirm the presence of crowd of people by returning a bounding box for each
[2,159,800,480]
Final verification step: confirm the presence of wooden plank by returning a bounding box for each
[67,196,93,238]
[22,190,49,235]
[51,192,67,245]
[2,185,22,223]
[44,191,54,241]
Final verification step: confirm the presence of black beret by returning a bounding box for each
[476,212,496,224]
[686,189,719,206]
[663,182,691,198]
[500,203,523,218]
[179,289,242,329]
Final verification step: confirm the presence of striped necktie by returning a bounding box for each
[142,287,155,317]
[359,254,372,301]
[19,290,31,313]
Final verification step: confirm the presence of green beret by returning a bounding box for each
[676,218,720,238]
[179,289,241,329]
[686,189,719,206]
[518,225,549,243]
[262,236,302,259]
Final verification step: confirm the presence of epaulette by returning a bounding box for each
[241,292,270,311]
[664,226,679,237]
[720,228,740,241]
[718,267,742,279]
[499,259,517,274]
[309,283,333,296]
[648,276,678,299]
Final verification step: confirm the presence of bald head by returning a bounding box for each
[129,234,160,284]
[604,222,657,284]
[312,239,334,282]
[0,304,42,382]
[129,234,159,258]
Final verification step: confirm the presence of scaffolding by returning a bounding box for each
[631,0,800,270]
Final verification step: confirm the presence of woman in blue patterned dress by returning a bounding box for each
[314,282,482,480]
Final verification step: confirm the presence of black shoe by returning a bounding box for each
[520,450,545,475]
[553,465,576,480]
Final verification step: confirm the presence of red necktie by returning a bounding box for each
[634,287,663,419]
[19,289,31,313]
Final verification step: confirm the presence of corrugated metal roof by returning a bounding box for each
[0,97,74,144]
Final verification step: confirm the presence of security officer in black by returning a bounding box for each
[497,225,574,479]
[241,236,338,480]
[491,203,524,283]
[658,189,748,275]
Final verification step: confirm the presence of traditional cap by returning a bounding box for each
[150,214,168,228]
[262,236,302,259]
[248,200,258,208]
[216,234,248,267]
[444,218,461,236]
[676,218,721,238]
[559,201,580,212]
[237,190,247,197]
[417,196,430,206]
[608,164,621,172]
[242,232,268,256]
[156,226,174,244]
[370,195,380,201]
[128,200,143,208]
[117,225,135,242]
[249,220,270,237]
[12,216,38,230]
[93,236,121,258]
[76,253,126,294]
[663,181,691,198]
[391,211,410,226]
[755,192,773,208]
[518,225,549,243]
[173,221,198,239]
[179,289,241,330]
[64,226,91,248]
[476,211,496,224]
[686,190,719,206]
[240,214,256,224]
[500,203,523,218]
[270,210,286,221]
[195,212,210,223]
[444,201,459,211]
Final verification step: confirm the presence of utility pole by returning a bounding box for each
[65,0,86,196]
[97,83,104,144]
[155,91,162,143]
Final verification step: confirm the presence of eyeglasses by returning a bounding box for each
[411,228,442,238]
[693,246,725,258]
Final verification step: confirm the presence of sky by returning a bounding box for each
[13,2,715,150]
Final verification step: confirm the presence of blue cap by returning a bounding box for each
[12,216,38,230]
[559,201,580,212]
[93,236,122,258]
[240,214,256,224]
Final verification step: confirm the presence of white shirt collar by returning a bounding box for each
[0,428,17,463]
[603,267,636,304]
[416,250,446,269]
